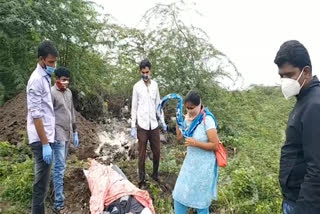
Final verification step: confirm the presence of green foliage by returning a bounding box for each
[1,159,33,205]
[0,0,236,119]
[149,182,174,214]
[159,145,184,174]
[1,1,295,213]
[217,167,282,214]
[0,0,107,108]
[0,142,33,207]
[206,86,293,214]
[97,2,239,116]
[0,202,28,214]
[72,90,106,120]
[142,2,239,96]
[153,86,293,214]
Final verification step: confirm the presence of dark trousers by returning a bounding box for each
[137,126,160,182]
[30,142,52,214]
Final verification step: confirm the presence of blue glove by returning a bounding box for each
[74,132,79,148]
[162,123,168,132]
[42,144,52,164]
[131,127,137,139]
[161,121,167,133]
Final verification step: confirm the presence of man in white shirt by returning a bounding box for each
[27,40,58,214]
[131,59,166,187]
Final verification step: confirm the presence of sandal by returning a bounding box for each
[52,206,69,214]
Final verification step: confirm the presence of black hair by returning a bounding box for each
[139,58,151,70]
[38,40,59,58]
[55,67,70,78]
[274,40,312,71]
[184,91,201,106]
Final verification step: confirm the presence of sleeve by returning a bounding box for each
[131,85,138,128]
[155,85,165,125]
[51,87,56,109]
[71,92,77,131]
[205,116,217,131]
[27,79,43,119]
[71,92,76,124]
[296,102,320,210]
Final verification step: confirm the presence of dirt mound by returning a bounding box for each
[63,167,91,213]
[0,92,99,160]
[0,93,27,145]
[0,93,177,214]
[46,166,90,214]
[73,113,99,160]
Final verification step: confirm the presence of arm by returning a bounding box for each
[155,86,165,126]
[131,85,138,128]
[185,116,219,151]
[293,103,320,212]
[34,119,49,145]
[176,123,183,141]
[185,128,219,151]
[71,93,77,132]
[27,81,48,145]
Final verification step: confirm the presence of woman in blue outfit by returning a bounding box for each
[172,91,220,214]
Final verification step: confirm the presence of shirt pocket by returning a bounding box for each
[149,89,157,102]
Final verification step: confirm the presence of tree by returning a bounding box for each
[0,0,106,104]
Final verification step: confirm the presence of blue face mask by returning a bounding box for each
[141,75,149,81]
[44,66,55,77]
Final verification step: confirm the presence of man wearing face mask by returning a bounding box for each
[27,40,58,214]
[131,59,167,188]
[274,40,320,214]
[50,67,78,213]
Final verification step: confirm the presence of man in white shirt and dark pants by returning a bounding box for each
[27,40,58,214]
[131,59,166,188]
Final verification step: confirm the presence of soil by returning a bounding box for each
[0,92,99,160]
[0,93,27,145]
[0,93,177,214]
[0,93,100,213]
[47,166,91,214]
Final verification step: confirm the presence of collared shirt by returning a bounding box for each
[26,63,55,144]
[51,84,76,141]
[131,79,165,130]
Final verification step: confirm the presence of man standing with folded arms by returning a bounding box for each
[27,40,58,214]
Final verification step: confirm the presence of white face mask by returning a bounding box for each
[280,68,306,100]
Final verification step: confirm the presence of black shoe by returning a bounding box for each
[151,174,159,182]
[52,206,66,214]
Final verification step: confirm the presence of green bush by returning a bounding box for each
[217,167,282,214]
[0,142,33,207]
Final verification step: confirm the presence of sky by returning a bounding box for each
[94,0,320,89]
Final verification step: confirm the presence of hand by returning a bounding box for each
[42,144,52,164]
[73,132,79,148]
[185,137,197,147]
[131,127,137,139]
[162,123,168,133]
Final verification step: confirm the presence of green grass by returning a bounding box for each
[0,87,294,214]
[0,142,33,212]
